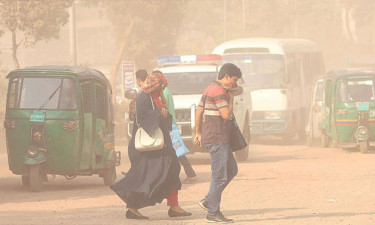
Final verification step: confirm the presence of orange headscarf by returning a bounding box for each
[142,71,168,108]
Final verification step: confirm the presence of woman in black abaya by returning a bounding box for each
[110,71,191,220]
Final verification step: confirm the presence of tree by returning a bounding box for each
[0,0,73,69]
[86,0,184,101]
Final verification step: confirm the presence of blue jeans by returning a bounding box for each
[205,143,238,216]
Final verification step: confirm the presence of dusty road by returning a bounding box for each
[1,129,375,225]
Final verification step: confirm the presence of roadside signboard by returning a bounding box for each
[122,61,135,90]
[122,61,135,99]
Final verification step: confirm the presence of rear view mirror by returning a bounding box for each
[124,89,137,100]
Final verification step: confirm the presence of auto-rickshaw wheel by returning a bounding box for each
[321,134,329,148]
[29,164,43,192]
[359,141,368,153]
[103,166,116,185]
[22,175,30,187]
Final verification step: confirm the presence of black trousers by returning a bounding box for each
[179,155,196,178]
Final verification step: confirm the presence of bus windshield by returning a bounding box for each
[222,54,285,89]
[337,79,375,102]
[163,72,217,95]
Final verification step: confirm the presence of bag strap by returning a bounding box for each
[135,93,155,127]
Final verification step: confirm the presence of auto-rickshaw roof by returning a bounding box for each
[7,65,111,89]
[325,68,375,82]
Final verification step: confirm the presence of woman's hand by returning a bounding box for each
[161,108,168,118]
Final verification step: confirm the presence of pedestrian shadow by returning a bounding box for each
[224,207,305,217]
[250,154,300,163]
[251,136,305,146]
[233,211,375,223]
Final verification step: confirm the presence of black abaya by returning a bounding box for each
[110,92,181,209]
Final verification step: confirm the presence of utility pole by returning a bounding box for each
[224,0,227,41]
[242,0,246,32]
[69,1,77,66]
[294,0,298,37]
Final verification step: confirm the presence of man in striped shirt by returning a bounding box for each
[194,63,242,223]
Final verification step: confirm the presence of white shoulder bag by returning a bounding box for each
[134,94,164,152]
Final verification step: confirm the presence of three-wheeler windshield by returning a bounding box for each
[337,79,375,103]
[8,77,77,110]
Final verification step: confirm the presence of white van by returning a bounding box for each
[212,38,325,141]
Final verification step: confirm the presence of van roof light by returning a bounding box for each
[157,54,221,67]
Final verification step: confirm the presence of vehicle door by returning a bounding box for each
[93,82,107,168]
[322,79,333,134]
[311,79,324,139]
[79,81,93,170]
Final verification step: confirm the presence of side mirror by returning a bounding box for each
[124,89,137,100]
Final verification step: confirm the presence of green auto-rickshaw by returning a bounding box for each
[4,66,121,191]
[308,69,375,153]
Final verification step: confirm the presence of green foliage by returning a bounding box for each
[0,0,73,47]
[98,0,184,70]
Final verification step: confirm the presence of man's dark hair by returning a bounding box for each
[136,69,148,82]
[218,63,242,80]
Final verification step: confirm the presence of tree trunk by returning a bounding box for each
[11,30,20,69]
[109,20,135,104]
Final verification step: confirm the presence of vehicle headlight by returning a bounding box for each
[27,148,39,157]
[264,111,282,120]
[358,126,368,135]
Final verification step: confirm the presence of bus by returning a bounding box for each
[212,38,325,141]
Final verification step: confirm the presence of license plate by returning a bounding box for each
[358,102,369,111]
[30,110,46,122]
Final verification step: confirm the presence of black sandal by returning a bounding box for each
[126,210,149,220]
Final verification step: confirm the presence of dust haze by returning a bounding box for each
[1,1,375,225]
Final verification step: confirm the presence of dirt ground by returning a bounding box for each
[1,128,375,225]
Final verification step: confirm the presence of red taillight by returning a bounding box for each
[63,121,79,130]
[3,120,16,129]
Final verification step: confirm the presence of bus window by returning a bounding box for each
[286,54,298,84]
[222,54,285,89]
[301,54,313,86]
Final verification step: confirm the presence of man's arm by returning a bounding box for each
[194,106,204,147]
[218,92,234,120]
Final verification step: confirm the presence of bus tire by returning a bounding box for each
[235,117,250,161]
[29,164,43,192]
[103,166,116,186]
